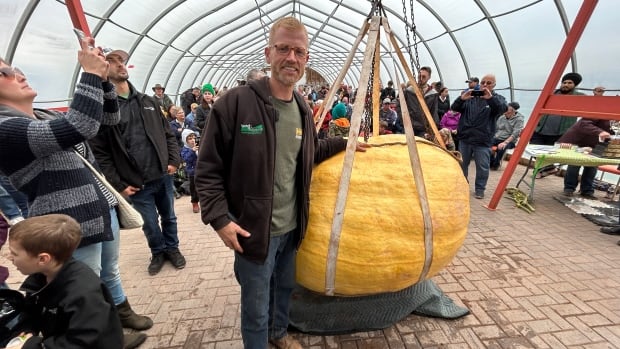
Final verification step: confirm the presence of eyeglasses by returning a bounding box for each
[0,66,25,80]
[480,80,495,85]
[594,89,605,93]
[271,44,308,59]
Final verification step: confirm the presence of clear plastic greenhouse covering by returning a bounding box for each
[1,0,618,119]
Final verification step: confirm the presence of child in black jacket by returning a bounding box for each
[7,214,123,349]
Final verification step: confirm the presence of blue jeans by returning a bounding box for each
[490,138,515,168]
[564,165,597,195]
[234,230,297,349]
[73,207,125,305]
[460,140,491,195]
[0,175,28,219]
[130,175,179,254]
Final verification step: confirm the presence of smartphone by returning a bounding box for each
[471,90,485,97]
[73,28,94,48]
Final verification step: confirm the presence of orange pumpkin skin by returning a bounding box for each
[296,134,469,296]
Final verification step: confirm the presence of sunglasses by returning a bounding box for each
[272,44,308,59]
[0,66,25,80]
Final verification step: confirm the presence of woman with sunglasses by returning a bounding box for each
[0,38,150,348]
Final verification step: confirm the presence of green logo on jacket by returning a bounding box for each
[240,124,264,134]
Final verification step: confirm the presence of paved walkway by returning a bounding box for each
[4,162,620,348]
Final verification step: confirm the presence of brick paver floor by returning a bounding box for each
[3,161,620,348]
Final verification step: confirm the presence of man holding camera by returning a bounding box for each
[451,74,508,199]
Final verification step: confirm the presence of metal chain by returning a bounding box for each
[410,0,420,73]
[363,51,375,142]
[400,0,436,142]
[362,2,382,142]
[401,0,420,75]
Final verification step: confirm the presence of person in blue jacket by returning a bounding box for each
[451,73,508,199]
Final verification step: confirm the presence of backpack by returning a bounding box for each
[0,289,29,347]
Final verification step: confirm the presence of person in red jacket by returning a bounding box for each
[558,117,611,198]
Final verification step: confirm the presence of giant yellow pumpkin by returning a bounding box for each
[296,134,469,296]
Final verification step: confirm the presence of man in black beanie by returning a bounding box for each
[531,72,584,145]
[529,72,585,176]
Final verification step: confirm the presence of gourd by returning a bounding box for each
[296,134,469,296]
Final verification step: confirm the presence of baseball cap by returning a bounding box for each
[383,97,391,104]
[465,77,479,83]
[105,49,129,63]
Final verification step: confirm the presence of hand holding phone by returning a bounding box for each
[73,28,95,48]
[74,28,109,80]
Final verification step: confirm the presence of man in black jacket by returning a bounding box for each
[195,17,368,349]
[90,49,185,276]
[397,67,440,137]
[451,74,507,199]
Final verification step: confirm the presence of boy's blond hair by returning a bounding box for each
[9,214,81,263]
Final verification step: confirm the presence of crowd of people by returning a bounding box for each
[0,15,616,349]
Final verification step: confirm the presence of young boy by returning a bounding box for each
[181,129,200,213]
[7,214,124,348]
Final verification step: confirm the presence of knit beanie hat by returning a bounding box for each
[201,83,215,95]
[561,72,582,86]
[331,103,347,119]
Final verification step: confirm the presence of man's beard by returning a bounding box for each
[110,71,129,83]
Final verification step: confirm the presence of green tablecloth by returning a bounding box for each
[516,146,620,202]
[534,148,620,169]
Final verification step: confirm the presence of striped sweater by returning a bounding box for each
[0,73,120,247]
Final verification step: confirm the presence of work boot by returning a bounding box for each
[600,226,620,235]
[164,248,186,269]
[117,299,153,330]
[123,332,147,349]
[148,253,165,275]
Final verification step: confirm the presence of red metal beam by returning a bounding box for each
[542,95,620,117]
[486,0,599,210]
[65,0,91,36]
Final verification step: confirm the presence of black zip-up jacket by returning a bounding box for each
[19,259,123,349]
[89,82,180,191]
[195,77,347,263]
[451,92,508,147]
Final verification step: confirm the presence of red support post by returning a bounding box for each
[486,0,604,210]
[65,0,91,36]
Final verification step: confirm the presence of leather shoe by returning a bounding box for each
[269,335,303,349]
[148,253,165,275]
[600,226,620,235]
[123,332,146,349]
[164,248,186,269]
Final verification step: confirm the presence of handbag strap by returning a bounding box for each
[73,151,121,198]
[73,151,107,183]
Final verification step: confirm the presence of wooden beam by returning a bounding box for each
[384,19,445,149]
[314,21,370,133]
[324,17,381,296]
[382,16,436,282]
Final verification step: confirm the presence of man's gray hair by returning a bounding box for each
[246,69,266,81]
